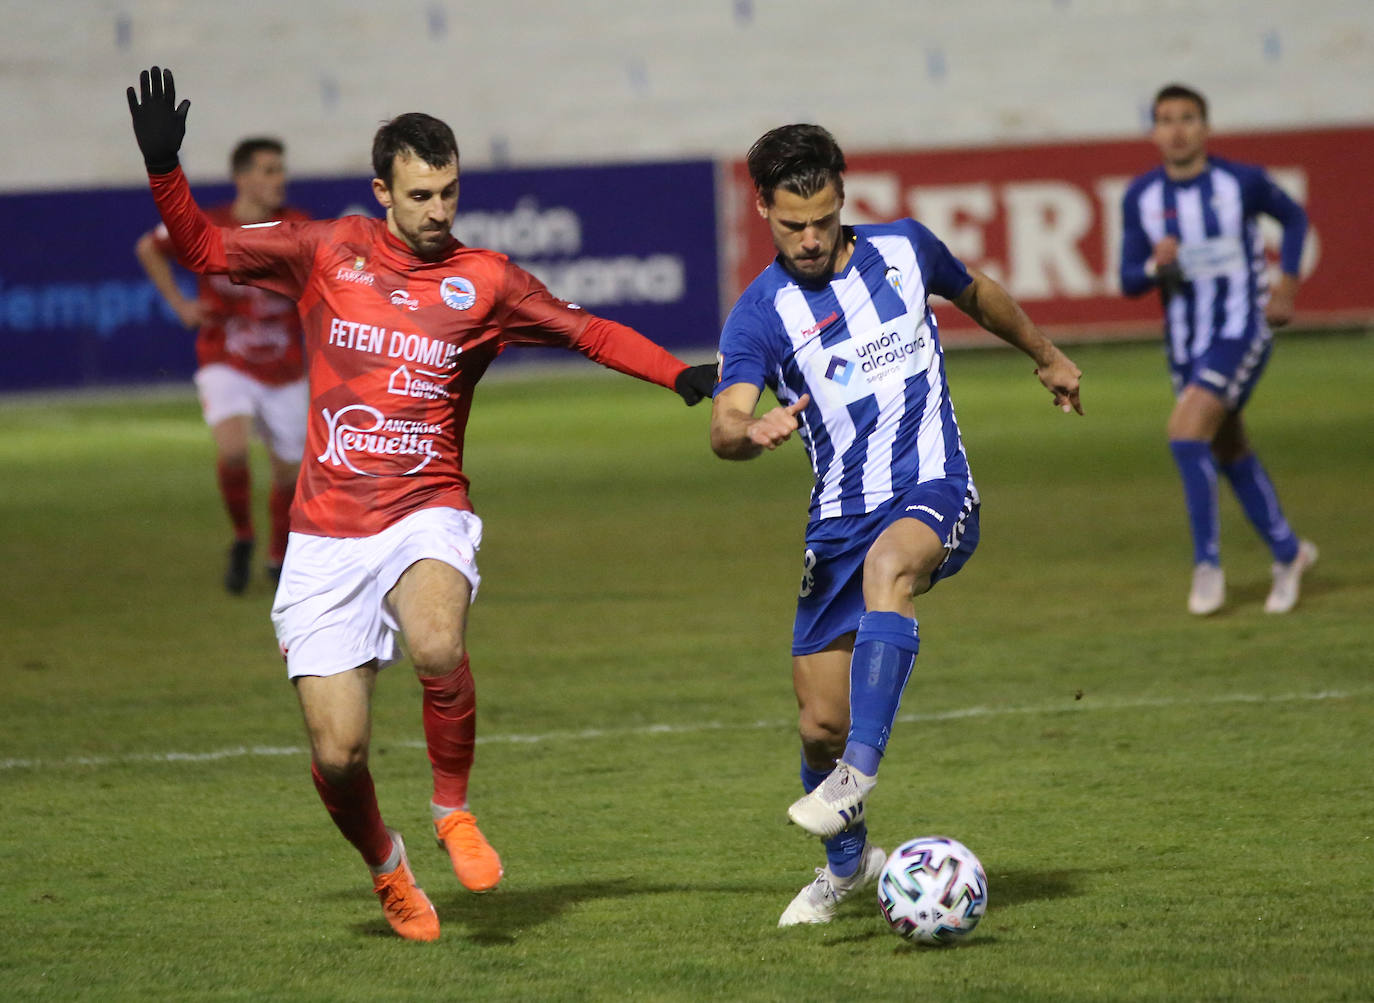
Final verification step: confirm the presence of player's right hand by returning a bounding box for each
[126,66,189,174]
[748,394,810,450]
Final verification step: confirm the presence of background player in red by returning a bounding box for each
[128,66,716,942]
[135,137,309,593]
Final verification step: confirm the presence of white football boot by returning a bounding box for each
[1187,562,1226,616]
[1264,540,1318,614]
[787,761,876,838]
[778,843,887,927]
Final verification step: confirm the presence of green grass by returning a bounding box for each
[1,334,1371,1001]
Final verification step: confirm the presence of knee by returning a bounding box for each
[798,708,847,762]
[409,634,466,678]
[312,737,369,783]
[863,547,936,608]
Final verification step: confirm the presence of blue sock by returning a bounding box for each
[842,611,919,778]
[1220,454,1299,563]
[802,756,867,878]
[1169,440,1220,566]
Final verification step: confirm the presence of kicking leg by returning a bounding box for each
[388,558,501,892]
[787,518,940,839]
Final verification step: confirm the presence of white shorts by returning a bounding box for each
[270,506,483,679]
[193,363,308,462]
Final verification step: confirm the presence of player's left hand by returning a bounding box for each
[126,66,189,174]
[1034,349,1083,415]
[674,363,718,406]
[1265,274,1298,328]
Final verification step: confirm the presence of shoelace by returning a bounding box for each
[376,871,428,919]
[439,816,486,853]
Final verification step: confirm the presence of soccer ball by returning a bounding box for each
[876,835,988,945]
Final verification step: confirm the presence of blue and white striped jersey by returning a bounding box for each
[718,219,975,523]
[1120,156,1307,366]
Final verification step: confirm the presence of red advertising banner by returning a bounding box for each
[722,127,1374,344]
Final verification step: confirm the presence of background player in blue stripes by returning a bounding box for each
[1120,84,1317,616]
[709,124,1083,926]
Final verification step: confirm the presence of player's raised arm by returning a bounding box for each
[709,382,810,459]
[951,268,1083,416]
[126,66,230,275]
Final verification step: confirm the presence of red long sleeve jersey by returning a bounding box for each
[149,169,688,538]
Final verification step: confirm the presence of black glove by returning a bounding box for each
[674,363,717,406]
[126,66,190,174]
[1155,261,1185,298]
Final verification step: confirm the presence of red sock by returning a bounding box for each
[268,482,294,564]
[216,459,253,540]
[419,657,476,810]
[310,761,394,868]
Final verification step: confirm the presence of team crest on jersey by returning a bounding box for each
[885,266,903,296]
[440,276,477,311]
[353,256,366,270]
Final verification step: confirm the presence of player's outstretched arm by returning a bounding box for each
[710,382,810,460]
[952,269,1083,415]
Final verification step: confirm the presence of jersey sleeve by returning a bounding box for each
[148,168,228,273]
[1242,165,1308,276]
[494,262,687,390]
[1118,182,1156,296]
[222,221,323,301]
[717,297,776,393]
[904,220,974,300]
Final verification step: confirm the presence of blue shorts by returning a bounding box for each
[1170,330,1273,411]
[792,475,980,656]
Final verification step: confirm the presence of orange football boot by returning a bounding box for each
[371,831,440,941]
[435,809,503,892]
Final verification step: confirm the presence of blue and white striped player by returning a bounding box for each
[709,124,1082,927]
[1120,83,1317,616]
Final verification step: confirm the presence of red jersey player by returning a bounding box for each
[135,138,309,593]
[127,66,717,942]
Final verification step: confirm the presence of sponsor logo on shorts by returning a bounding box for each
[317,404,442,476]
[440,276,477,310]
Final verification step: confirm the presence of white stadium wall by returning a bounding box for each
[1,0,1372,191]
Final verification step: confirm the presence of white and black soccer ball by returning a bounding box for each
[877,835,988,945]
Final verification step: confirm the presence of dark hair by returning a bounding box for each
[747,124,847,205]
[371,113,460,188]
[230,137,284,174]
[1153,83,1208,122]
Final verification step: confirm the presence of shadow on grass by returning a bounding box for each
[342,866,1090,942]
[987,867,1084,907]
[350,877,782,944]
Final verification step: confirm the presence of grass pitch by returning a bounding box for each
[1,334,1371,1001]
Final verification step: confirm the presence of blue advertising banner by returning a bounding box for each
[0,160,719,393]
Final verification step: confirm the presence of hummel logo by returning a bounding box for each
[906,504,944,521]
[801,310,840,338]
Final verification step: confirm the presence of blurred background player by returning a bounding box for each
[1120,83,1317,616]
[135,137,309,594]
[709,124,1081,926]
[127,66,716,942]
